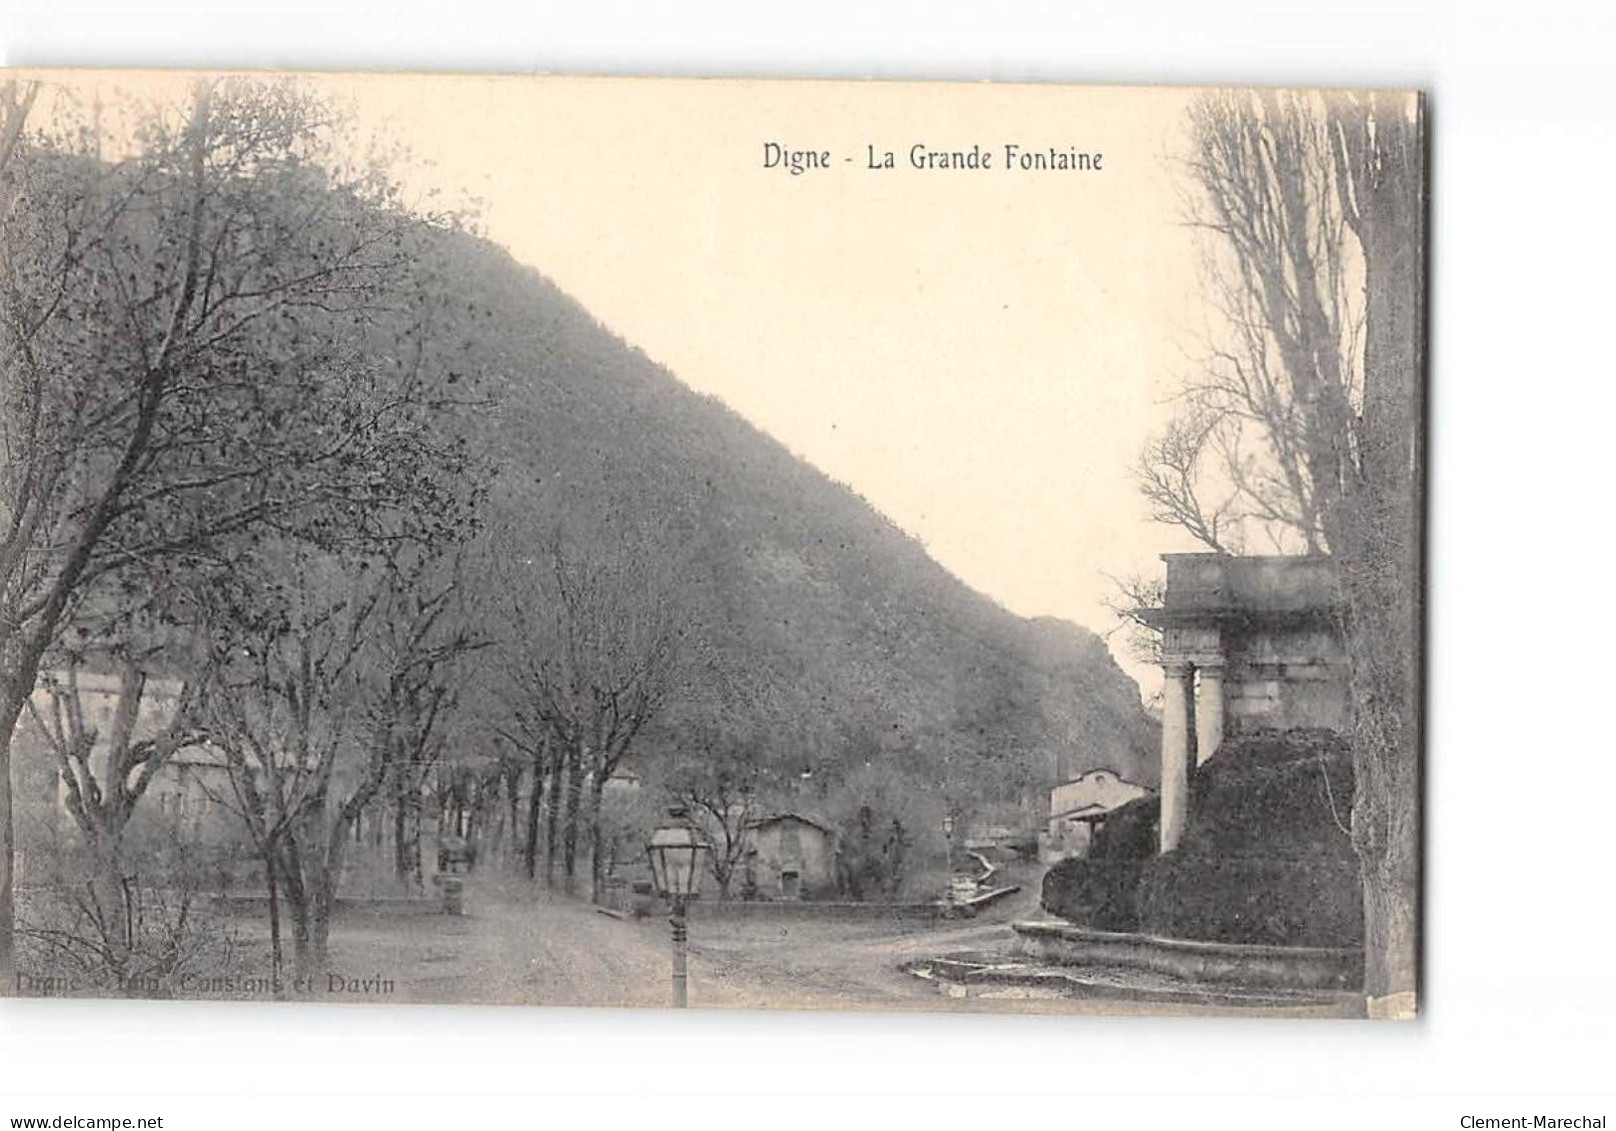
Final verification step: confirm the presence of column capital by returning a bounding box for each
[1161,659,1194,678]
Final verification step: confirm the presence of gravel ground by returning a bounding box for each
[31,874,1353,1016]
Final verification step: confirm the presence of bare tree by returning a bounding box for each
[198,552,378,985]
[502,527,682,899]
[20,658,206,983]
[198,545,476,984]
[1139,89,1422,1007]
[666,725,774,899]
[371,556,482,891]
[0,75,43,981]
[492,715,553,881]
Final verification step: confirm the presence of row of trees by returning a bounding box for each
[1,74,1065,993]
[0,76,792,988]
[492,523,683,901]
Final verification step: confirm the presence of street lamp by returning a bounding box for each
[645,809,711,1008]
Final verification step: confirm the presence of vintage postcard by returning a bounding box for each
[0,72,1424,1019]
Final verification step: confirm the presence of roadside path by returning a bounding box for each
[317,879,1347,1016]
[352,879,1000,1010]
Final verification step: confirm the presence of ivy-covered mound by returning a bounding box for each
[1041,728,1363,948]
[1039,790,1160,932]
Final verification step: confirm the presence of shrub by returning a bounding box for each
[1044,728,1364,948]
[1135,728,1362,946]
[836,805,913,900]
[16,826,248,997]
[1040,793,1157,929]
[1134,853,1362,947]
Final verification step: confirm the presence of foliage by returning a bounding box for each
[823,760,941,901]
[1134,729,1360,947]
[835,805,914,902]
[494,516,684,897]
[662,716,779,899]
[1039,792,1158,930]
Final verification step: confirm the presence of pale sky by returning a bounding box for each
[27,71,1219,694]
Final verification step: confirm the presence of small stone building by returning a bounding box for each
[744,813,837,900]
[1041,768,1154,862]
[1141,553,1348,854]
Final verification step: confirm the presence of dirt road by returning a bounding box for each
[250,879,1349,1016]
[316,879,1012,1011]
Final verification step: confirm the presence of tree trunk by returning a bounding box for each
[393,786,411,887]
[586,774,607,903]
[0,677,33,984]
[88,834,134,986]
[0,745,15,986]
[1361,834,1418,1013]
[288,898,314,983]
[307,874,334,984]
[482,786,503,862]
[286,853,338,987]
[502,761,522,871]
[561,746,583,894]
[409,804,423,890]
[1342,91,1424,1016]
[265,846,285,997]
[544,746,564,887]
[275,833,317,985]
[523,763,542,881]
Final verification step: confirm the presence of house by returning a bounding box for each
[1041,768,1153,863]
[142,742,237,844]
[743,812,837,900]
[11,670,246,886]
[603,768,642,794]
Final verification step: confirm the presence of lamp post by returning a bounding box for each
[645,810,712,1009]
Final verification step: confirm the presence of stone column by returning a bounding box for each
[1195,661,1226,766]
[1158,661,1193,854]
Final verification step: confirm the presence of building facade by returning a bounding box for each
[744,813,837,900]
[1041,768,1154,862]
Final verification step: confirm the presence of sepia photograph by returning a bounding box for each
[0,71,1424,1024]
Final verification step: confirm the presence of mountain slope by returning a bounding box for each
[436,232,1159,805]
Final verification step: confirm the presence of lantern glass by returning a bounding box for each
[646,822,710,898]
[647,841,667,895]
[671,845,695,895]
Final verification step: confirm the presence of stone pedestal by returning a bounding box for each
[434,872,464,916]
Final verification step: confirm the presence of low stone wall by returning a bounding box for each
[207,894,439,918]
[687,898,951,925]
[1012,920,1362,991]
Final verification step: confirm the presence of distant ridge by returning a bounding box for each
[437,231,1159,800]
